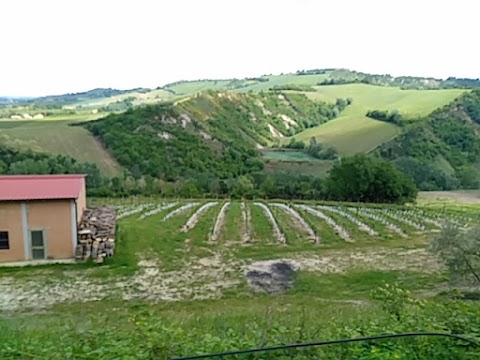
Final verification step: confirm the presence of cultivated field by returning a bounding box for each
[289,84,465,154]
[112,200,473,268]
[2,199,473,310]
[0,120,121,176]
[1,198,479,358]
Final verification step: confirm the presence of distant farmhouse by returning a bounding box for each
[0,175,86,263]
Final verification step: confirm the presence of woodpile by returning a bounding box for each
[75,207,116,264]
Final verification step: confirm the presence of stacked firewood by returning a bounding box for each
[75,207,116,264]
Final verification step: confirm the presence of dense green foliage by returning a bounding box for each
[367,109,404,126]
[325,155,417,204]
[430,224,480,285]
[0,146,103,189]
[283,137,339,160]
[379,90,480,190]
[86,91,340,182]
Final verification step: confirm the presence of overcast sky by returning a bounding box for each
[1,0,478,96]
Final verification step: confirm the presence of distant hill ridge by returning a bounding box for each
[6,68,480,105]
[28,87,150,105]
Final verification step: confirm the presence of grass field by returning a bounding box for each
[288,84,465,154]
[262,150,317,161]
[0,120,121,176]
[1,198,479,358]
[264,158,335,176]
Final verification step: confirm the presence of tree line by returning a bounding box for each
[283,137,339,160]
[0,143,418,204]
[92,154,417,204]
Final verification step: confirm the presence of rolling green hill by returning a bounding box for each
[289,84,465,154]
[0,69,479,188]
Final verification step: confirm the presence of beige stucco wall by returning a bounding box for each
[0,202,24,262]
[76,178,87,223]
[27,200,74,259]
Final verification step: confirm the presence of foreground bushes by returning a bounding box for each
[1,285,479,359]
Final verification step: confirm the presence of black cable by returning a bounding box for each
[169,332,480,360]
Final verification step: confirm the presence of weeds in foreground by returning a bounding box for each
[1,284,479,359]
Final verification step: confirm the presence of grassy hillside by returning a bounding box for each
[0,120,121,176]
[289,84,465,154]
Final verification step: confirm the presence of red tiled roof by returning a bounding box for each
[0,175,86,201]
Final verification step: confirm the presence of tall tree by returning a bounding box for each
[325,155,417,204]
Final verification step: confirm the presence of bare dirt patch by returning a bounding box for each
[268,124,285,138]
[418,190,480,205]
[246,260,295,294]
[0,247,441,312]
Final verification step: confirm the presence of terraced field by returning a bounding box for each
[290,84,465,154]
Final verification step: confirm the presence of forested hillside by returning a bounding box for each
[86,90,344,181]
[378,90,480,190]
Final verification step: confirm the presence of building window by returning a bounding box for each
[0,231,9,250]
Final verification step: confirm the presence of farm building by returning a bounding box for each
[0,175,86,263]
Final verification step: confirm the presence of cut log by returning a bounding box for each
[76,207,117,263]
